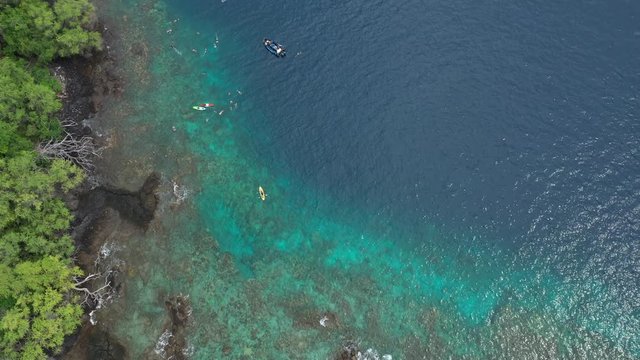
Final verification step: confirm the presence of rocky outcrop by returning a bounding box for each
[53,14,156,360]
[63,325,127,360]
[337,341,360,360]
[150,294,192,360]
[73,171,161,233]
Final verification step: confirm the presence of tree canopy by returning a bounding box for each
[0,257,83,360]
[0,57,62,141]
[0,1,102,358]
[0,0,102,62]
[0,153,85,359]
[0,122,32,157]
[0,151,84,266]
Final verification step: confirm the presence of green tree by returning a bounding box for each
[0,0,102,62]
[0,57,62,141]
[0,1,101,358]
[0,0,59,62]
[0,257,83,360]
[0,122,32,157]
[0,151,84,267]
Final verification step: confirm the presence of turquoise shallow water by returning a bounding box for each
[91,0,639,358]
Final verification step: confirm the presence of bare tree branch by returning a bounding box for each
[73,243,122,325]
[73,270,115,311]
[73,273,100,287]
[37,131,103,171]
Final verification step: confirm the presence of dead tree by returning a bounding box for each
[74,271,113,306]
[73,270,116,325]
[72,242,122,325]
[37,119,102,171]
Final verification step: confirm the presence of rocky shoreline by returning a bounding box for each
[51,18,130,359]
[49,15,147,359]
[52,7,198,357]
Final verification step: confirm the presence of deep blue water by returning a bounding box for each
[107,0,640,356]
[174,0,640,242]
[171,0,640,256]
[190,0,640,340]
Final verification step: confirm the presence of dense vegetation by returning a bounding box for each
[0,58,62,142]
[0,0,101,62]
[0,0,101,358]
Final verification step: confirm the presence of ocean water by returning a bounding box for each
[91,0,640,358]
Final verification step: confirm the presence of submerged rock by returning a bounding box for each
[62,325,127,360]
[75,171,161,231]
[150,294,192,360]
[337,341,360,360]
[165,294,192,329]
[335,342,392,360]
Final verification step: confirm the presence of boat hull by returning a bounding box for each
[264,38,286,57]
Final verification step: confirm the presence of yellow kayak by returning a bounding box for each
[258,186,266,201]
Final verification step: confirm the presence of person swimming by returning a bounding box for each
[170,44,182,56]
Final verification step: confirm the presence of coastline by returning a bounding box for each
[50,13,142,360]
[41,0,638,358]
[54,3,190,358]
